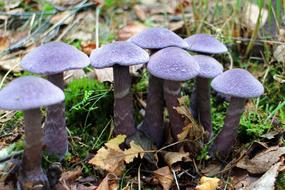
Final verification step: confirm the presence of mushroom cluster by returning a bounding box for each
[0,27,264,188]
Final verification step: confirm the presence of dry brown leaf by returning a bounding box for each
[117,22,147,40]
[236,146,285,174]
[96,174,119,190]
[249,161,282,190]
[81,42,97,56]
[153,166,173,190]
[124,141,144,164]
[195,176,220,190]
[89,135,144,176]
[163,151,190,166]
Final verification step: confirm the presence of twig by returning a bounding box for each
[171,167,180,190]
[138,163,141,190]
[0,63,20,88]
[95,5,102,48]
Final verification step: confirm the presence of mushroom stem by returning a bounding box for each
[44,73,67,160]
[140,74,164,146]
[113,65,136,136]
[163,80,184,139]
[191,77,212,140]
[211,97,246,158]
[19,109,50,190]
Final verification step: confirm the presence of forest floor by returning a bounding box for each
[0,0,285,189]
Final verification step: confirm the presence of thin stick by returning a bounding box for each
[172,167,180,190]
[95,5,102,48]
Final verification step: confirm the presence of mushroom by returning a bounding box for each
[90,41,149,136]
[184,34,228,137]
[147,47,199,139]
[184,34,228,54]
[0,76,64,190]
[129,27,189,146]
[21,41,90,160]
[210,69,264,158]
[191,55,223,140]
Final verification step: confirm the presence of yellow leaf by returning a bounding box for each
[195,176,220,190]
[123,141,144,164]
[105,135,126,151]
[153,166,173,190]
[163,151,191,166]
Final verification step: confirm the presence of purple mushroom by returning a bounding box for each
[210,69,264,158]
[148,47,199,139]
[184,34,228,54]
[90,41,149,137]
[0,76,64,189]
[191,55,223,140]
[184,34,228,139]
[21,41,90,160]
[128,27,189,146]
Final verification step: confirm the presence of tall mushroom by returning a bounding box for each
[0,76,64,190]
[191,55,223,140]
[90,41,149,136]
[129,27,189,146]
[147,47,199,139]
[184,34,228,139]
[21,41,90,160]
[210,69,264,158]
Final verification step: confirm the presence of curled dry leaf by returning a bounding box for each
[195,176,220,190]
[162,151,191,166]
[236,146,285,174]
[124,141,144,164]
[153,166,174,190]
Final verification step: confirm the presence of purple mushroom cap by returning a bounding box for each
[21,42,90,75]
[0,76,64,110]
[193,55,223,78]
[211,68,264,98]
[185,34,228,54]
[90,41,149,69]
[128,28,189,50]
[147,47,200,81]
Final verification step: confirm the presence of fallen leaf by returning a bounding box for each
[64,69,86,83]
[248,161,282,190]
[124,141,144,164]
[117,22,147,40]
[162,151,191,166]
[81,42,97,56]
[236,146,285,174]
[0,36,9,52]
[89,135,144,176]
[153,166,173,190]
[195,176,220,190]
[105,135,126,151]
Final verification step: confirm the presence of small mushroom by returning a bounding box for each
[191,55,223,140]
[90,41,149,136]
[210,69,264,158]
[21,41,90,160]
[147,47,199,139]
[184,34,228,54]
[184,34,228,133]
[129,27,189,146]
[0,76,64,190]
